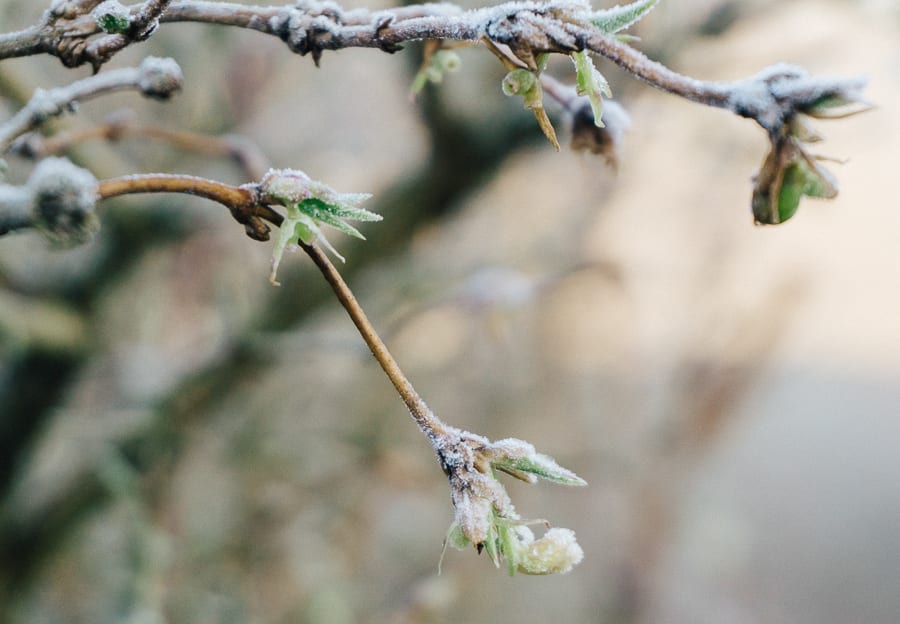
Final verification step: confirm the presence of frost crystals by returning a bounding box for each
[258,169,381,284]
[435,427,586,575]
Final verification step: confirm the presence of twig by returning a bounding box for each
[14,116,270,180]
[83,0,174,70]
[298,240,450,441]
[0,0,172,70]
[0,57,183,152]
[96,172,281,240]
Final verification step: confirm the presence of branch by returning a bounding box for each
[299,240,449,440]
[80,0,175,70]
[97,173,281,239]
[0,1,863,125]
[158,1,864,126]
[0,57,183,152]
[0,0,173,70]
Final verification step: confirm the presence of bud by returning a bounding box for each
[27,157,99,247]
[137,57,184,100]
[258,169,379,283]
[92,1,131,34]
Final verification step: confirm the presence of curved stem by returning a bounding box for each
[97,173,283,240]
[299,241,449,441]
[98,173,249,205]
[584,32,732,108]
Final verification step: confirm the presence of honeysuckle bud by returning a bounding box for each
[434,425,585,575]
[514,527,584,575]
[501,58,560,150]
[257,168,380,284]
[501,69,540,105]
[752,135,838,225]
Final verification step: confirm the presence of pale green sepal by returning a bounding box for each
[301,199,366,239]
[572,50,611,127]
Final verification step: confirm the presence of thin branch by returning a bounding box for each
[0,1,865,134]
[0,24,46,60]
[583,31,731,108]
[97,173,281,240]
[80,0,174,70]
[0,57,183,153]
[14,116,270,180]
[299,240,450,441]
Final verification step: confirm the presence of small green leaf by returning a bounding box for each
[493,453,587,486]
[572,50,611,127]
[501,69,538,98]
[591,0,659,35]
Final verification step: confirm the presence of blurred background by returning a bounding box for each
[1,0,899,622]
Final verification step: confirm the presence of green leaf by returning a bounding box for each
[591,0,660,34]
[300,199,366,239]
[493,453,587,487]
[571,51,611,127]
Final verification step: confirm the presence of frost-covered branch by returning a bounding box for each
[0,56,183,152]
[0,0,172,70]
[97,172,282,240]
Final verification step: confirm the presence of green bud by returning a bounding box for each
[501,69,538,98]
[92,1,131,34]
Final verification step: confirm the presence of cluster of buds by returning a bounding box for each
[433,426,586,575]
[256,168,381,284]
